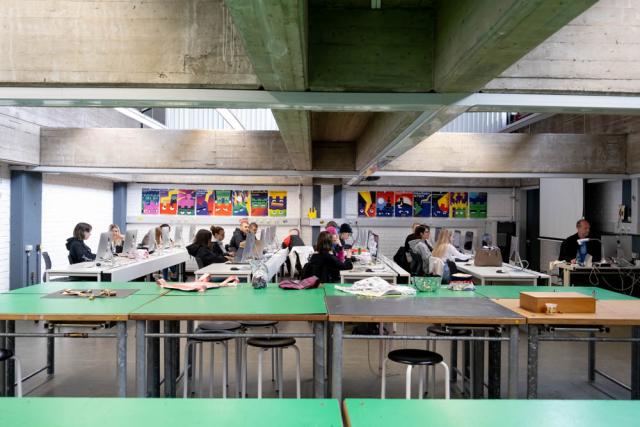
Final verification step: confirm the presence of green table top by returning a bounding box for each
[0,398,342,427]
[130,289,327,320]
[166,282,325,297]
[322,283,480,298]
[343,399,640,427]
[474,285,636,300]
[7,282,168,296]
[0,293,160,321]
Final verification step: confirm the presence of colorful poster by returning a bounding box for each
[469,192,488,218]
[232,190,250,216]
[215,190,232,216]
[177,189,195,215]
[431,192,449,218]
[141,188,160,215]
[250,191,268,217]
[394,192,414,217]
[413,192,432,217]
[449,192,469,218]
[159,189,178,215]
[358,191,376,217]
[195,190,214,216]
[375,192,394,217]
[268,191,287,217]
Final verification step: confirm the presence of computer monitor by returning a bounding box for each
[481,233,493,247]
[188,224,197,244]
[259,228,266,242]
[452,230,462,249]
[96,232,113,261]
[367,230,379,261]
[509,235,523,268]
[161,226,171,249]
[464,231,474,252]
[173,225,184,247]
[602,235,633,261]
[143,228,156,253]
[122,230,138,254]
[241,233,257,262]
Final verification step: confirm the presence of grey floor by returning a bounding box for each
[7,321,634,400]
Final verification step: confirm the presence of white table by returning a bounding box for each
[455,261,550,286]
[194,262,252,283]
[378,254,411,282]
[44,248,189,282]
[340,261,400,284]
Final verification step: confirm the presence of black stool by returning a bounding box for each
[238,320,280,397]
[245,337,300,398]
[382,348,450,399]
[183,321,242,398]
[0,348,22,397]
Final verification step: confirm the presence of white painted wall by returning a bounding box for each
[41,174,114,269]
[0,163,10,291]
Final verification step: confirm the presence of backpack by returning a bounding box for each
[393,246,411,272]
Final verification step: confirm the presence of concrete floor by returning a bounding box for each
[6,321,633,400]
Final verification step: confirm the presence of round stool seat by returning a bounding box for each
[239,320,279,328]
[191,328,234,342]
[426,325,471,336]
[247,337,296,349]
[198,321,243,331]
[388,349,443,366]
[0,348,13,362]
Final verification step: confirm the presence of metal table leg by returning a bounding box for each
[235,338,243,397]
[331,322,343,401]
[471,330,485,398]
[117,321,127,397]
[588,331,596,383]
[526,325,538,399]
[313,321,325,398]
[0,320,5,396]
[163,321,179,397]
[46,322,55,376]
[147,321,160,397]
[632,326,640,400]
[488,328,501,398]
[508,325,520,399]
[186,320,194,392]
[135,320,147,397]
[6,321,15,397]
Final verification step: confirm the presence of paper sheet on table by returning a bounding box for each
[335,276,416,297]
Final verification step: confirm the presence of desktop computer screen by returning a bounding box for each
[367,230,379,260]
[96,232,113,260]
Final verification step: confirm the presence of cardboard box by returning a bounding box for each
[519,292,596,313]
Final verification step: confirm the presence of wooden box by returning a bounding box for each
[519,292,596,313]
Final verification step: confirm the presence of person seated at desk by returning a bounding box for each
[339,223,353,250]
[407,225,432,275]
[249,222,259,235]
[326,225,347,263]
[303,231,353,283]
[141,224,171,248]
[282,228,305,249]
[325,220,338,231]
[187,229,228,267]
[228,218,249,254]
[404,222,430,251]
[66,222,96,264]
[431,228,471,267]
[210,226,230,260]
[109,224,124,254]
[559,219,601,263]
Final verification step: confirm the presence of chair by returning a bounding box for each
[245,337,301,399]
[238,320,279,397]
[42,252,68,283]
[0,348,23,397]
[426,325,471,396]
[195,257,205,269]
[381,348,450,400]
[183,321,242,398]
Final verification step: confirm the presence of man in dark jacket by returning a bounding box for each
[66,222,96,264]
[228,219,249,253]
[559,219,601,263]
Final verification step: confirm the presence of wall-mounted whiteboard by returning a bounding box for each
[540,178,584,239]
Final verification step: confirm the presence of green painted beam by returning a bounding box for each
[309,8,434,92]
[224,0,312,170]
[435,0,597,91]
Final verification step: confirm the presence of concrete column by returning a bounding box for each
[333,185,343,219]
[10,171,42,289]
[113,182,127,232]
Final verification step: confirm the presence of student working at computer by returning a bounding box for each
[109,224,124,254]
[228,219,249,253]
[559,219,601,263]
[431,229,471,262]
[407,225,432,275]
[66,222,97,264]
[187,229,229,267]
[210,226,232,262]
[303,231,353,283]
[141,224,172,248]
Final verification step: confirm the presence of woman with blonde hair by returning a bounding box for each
[431,229,470,262]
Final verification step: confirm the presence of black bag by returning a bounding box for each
[446,260,459,275]
[393,246,411,272]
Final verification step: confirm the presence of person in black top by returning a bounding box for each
[228,219,249,253]
[187,229,227,267]
[303,231,353,283]
[559,219,601,263]
[210,226,232,261]
[339,223,353,249]
[66,222,97,264]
